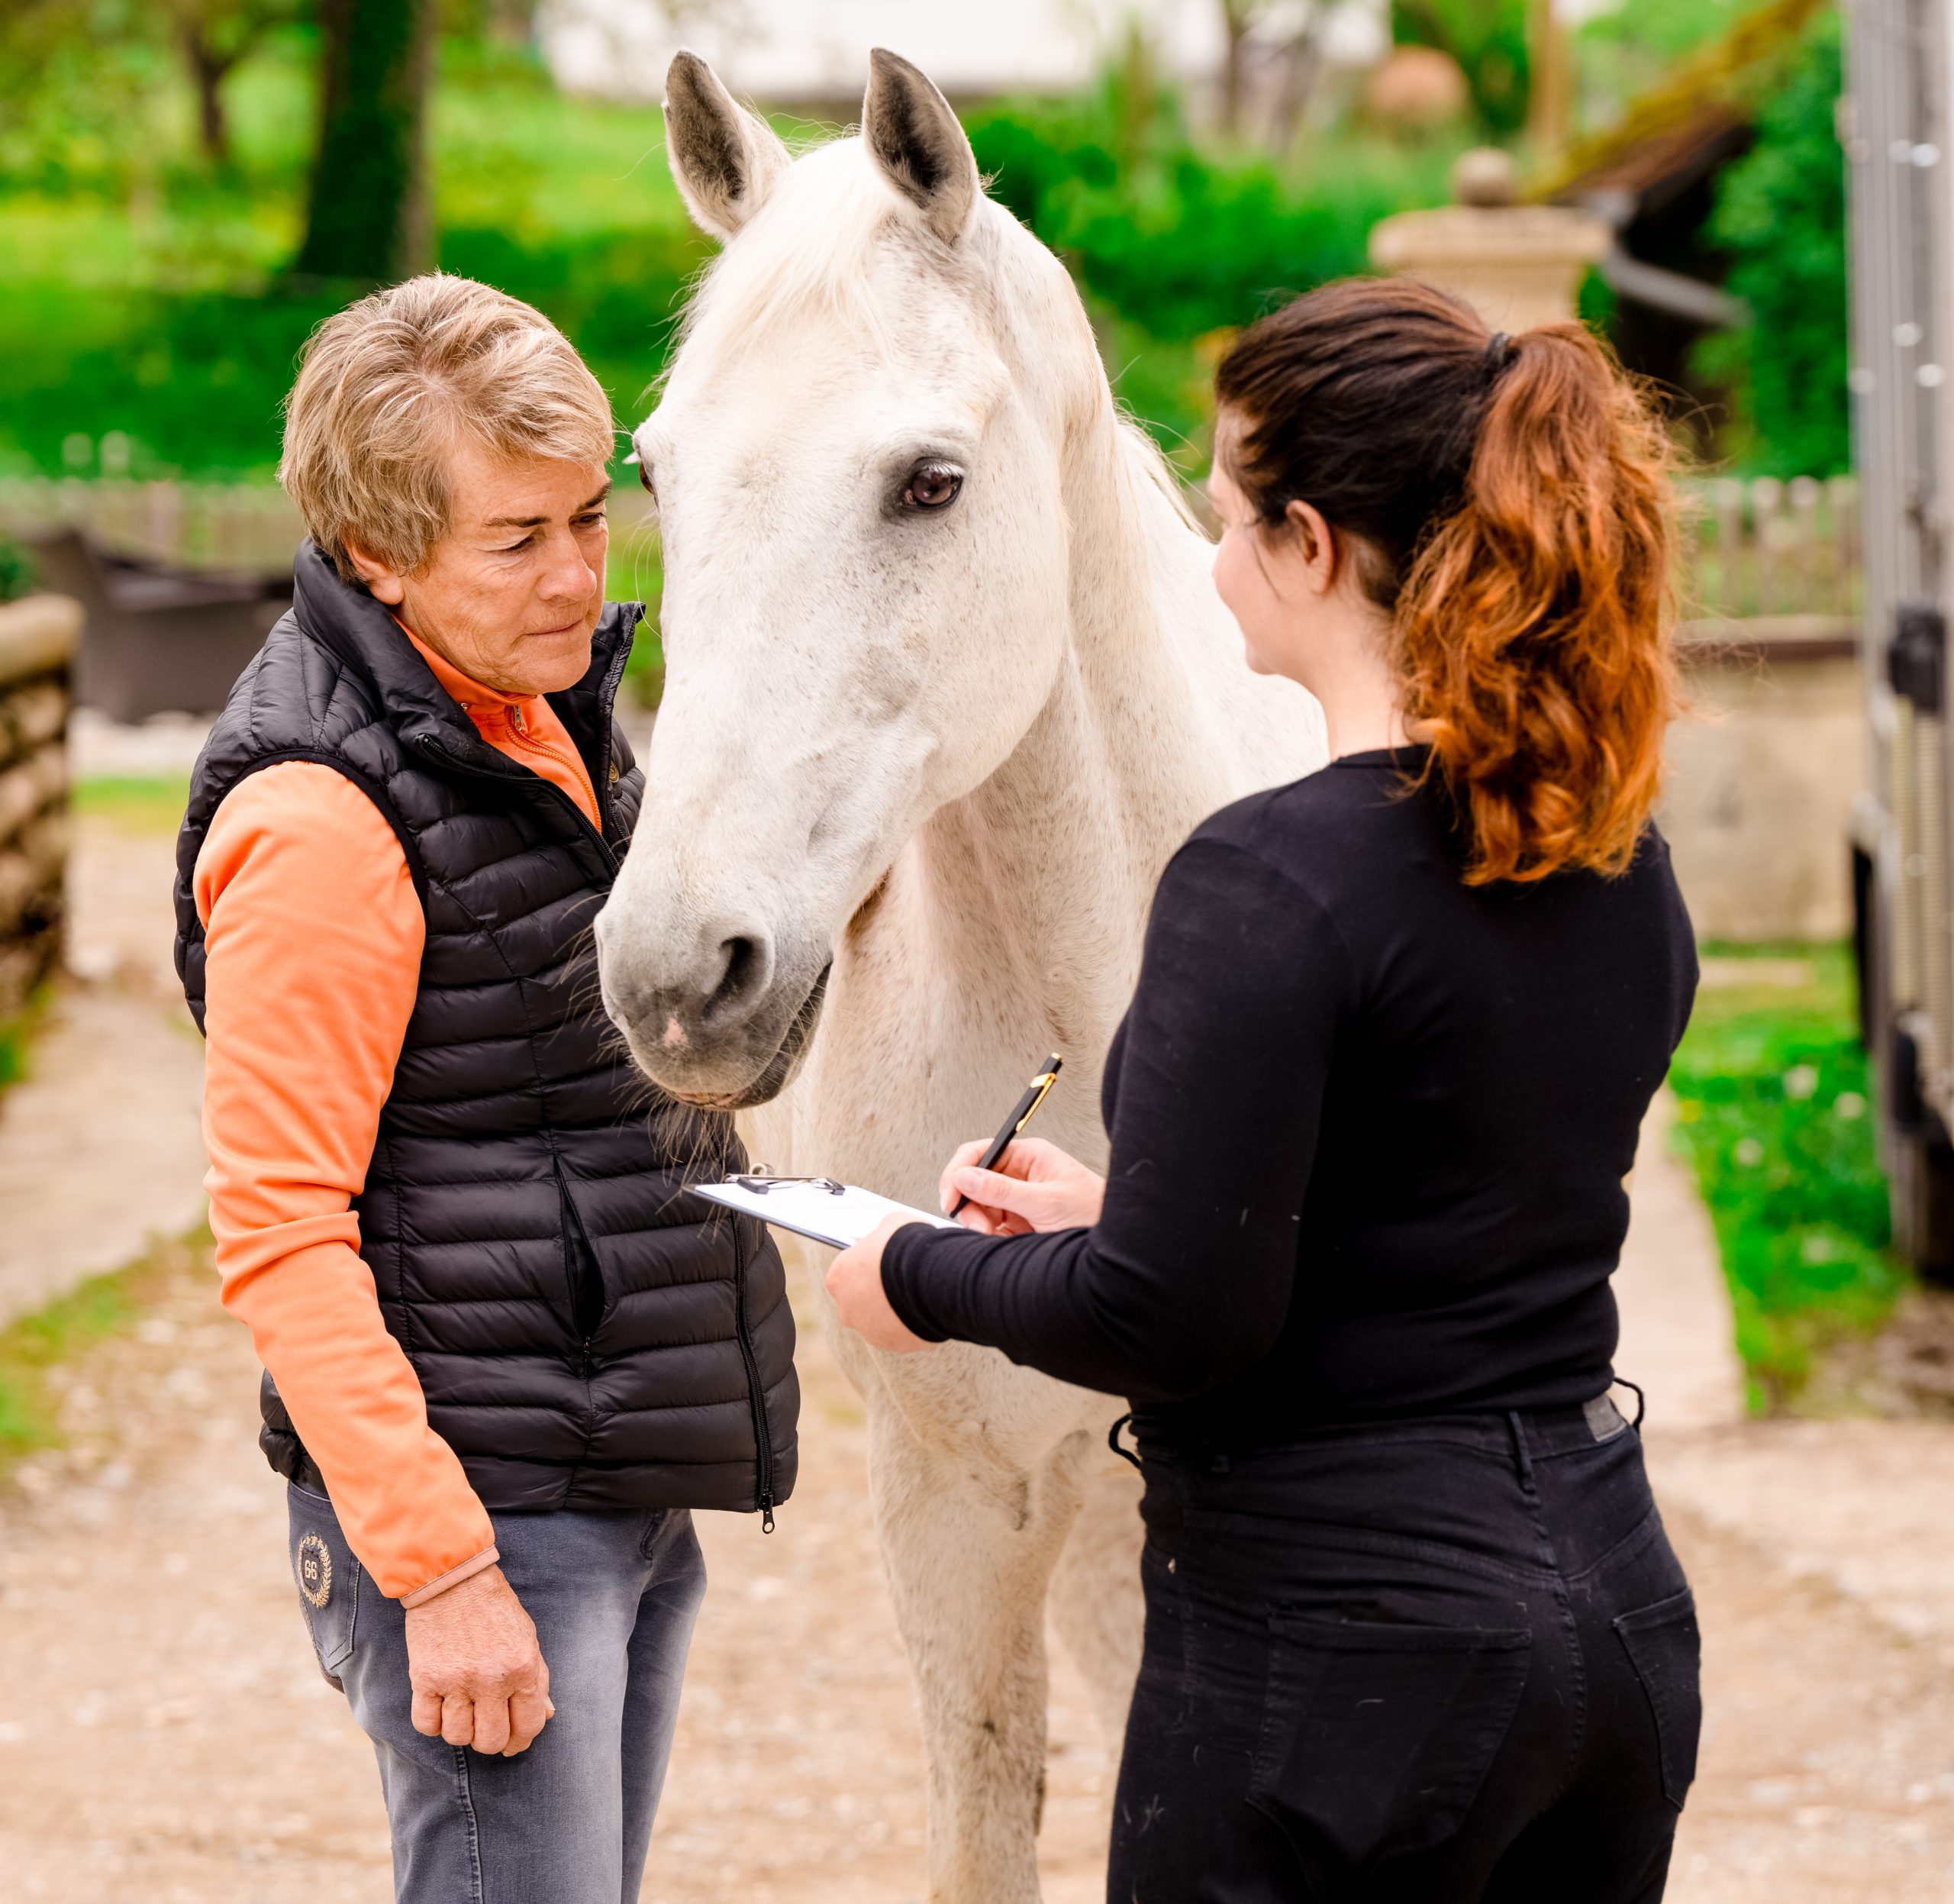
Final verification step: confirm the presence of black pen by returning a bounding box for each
[948,1054,1064,1217]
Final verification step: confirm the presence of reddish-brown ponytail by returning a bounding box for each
[1215,279,1679,885]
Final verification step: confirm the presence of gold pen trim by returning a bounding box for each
[1013,1060,1062,1133]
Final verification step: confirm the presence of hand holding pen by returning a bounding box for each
[826,1050,1104,1355]
[938,1054,1106,1237]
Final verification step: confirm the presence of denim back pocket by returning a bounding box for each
[1613,1587,1702,1808]
[1248,1614,1532,1877]
[287,1486,360,1678]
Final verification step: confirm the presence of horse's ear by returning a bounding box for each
[663,50,790,240]
[863,48,979,244]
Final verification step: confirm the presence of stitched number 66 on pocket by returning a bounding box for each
[288,1498,358,1676]
[1248,1616,1532,1880]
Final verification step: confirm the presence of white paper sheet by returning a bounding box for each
[692,1178,960,1251]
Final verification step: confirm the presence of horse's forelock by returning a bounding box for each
[672,136,1010,379]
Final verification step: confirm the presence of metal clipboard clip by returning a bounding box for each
[727,1170,847,1196]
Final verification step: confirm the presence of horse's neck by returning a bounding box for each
[781,409,1302,1190]
[896,423,1257,1108]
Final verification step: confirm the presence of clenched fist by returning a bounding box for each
[405,1564,553,1755]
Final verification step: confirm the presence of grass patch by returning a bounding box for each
[73,773,191,833]
[0,986,52,1096]
[0,1244,175,1467]
[1667,941,1903,1412]
[0,1017,27,1092]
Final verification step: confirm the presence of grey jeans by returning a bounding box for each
[286,1483,707,1904]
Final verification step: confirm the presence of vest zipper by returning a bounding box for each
[730,1222,777,1532]
[591,624,634,841]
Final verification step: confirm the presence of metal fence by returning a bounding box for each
[0,478,659,578]
[0,478,304,577]
[1680,474,1862,634]
[0,471,1861,631]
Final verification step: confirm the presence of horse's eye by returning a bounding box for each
[901,463,963,511]
[638,460,657,501]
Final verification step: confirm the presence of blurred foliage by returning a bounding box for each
[0,985,48,1109]
[968,61,1457,460]
[0,34,706,478]
[0,536,34,602]
[1573,0,1767,132]
[0,1229,189,1470]
[72,775,195,834]
[1391,0,1530,136]
[1669,944,1901,1411]
[0,3,173,195]
[1,32,1456,481]
[0,5,1841,486]
[605,536,665,711]
[1691,8,1849,477]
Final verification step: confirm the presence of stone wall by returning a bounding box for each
[0,595,81,1015]
[1662,621,1862,943]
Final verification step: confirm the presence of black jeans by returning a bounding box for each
[1109,1400,1700,1903]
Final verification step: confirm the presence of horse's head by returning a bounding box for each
[597,50,1105,1107]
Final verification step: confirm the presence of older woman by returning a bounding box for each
[173,274,798,1902]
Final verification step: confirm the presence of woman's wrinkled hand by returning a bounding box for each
[827,1213,934,1352]
[940,1137,1105,1236]
[404,1563,553,1757]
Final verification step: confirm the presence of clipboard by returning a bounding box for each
[692,1173,960,1251]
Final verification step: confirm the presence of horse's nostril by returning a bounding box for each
[705,932,769,1024]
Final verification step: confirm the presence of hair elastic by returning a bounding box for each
[1485,331,1514,376]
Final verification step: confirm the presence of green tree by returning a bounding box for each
[296,0,434,282]
[1393,0,1530,136]
[0,0,163,192]
[167,0,300,163]
[1696,9,1849,476]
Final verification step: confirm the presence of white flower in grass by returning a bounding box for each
[1834,1091,1867,1120]
[1784,1065,1819,1099]
[1800,1231,1839,1265]
[1734,1137,1765,1167]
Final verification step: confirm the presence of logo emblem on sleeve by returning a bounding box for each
[298,1533,333,1609]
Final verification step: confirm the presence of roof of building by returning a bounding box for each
[1533,0,1829,210]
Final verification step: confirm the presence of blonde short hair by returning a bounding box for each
[280,273,616,582]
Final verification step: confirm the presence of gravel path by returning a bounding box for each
[4,1235,1954,1902]
[4,788,1952,1900]
[0,810,205,1328]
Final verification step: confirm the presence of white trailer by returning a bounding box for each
[1849,0,1954,1270]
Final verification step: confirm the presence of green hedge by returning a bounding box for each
[1693,8,1850,477]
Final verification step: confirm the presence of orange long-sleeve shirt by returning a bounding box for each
[196,631,601,1603]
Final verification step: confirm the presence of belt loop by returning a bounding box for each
[1615,1377,1647,1431]
[1108,1412,1143,1473]
[1506,1409,1536,1489]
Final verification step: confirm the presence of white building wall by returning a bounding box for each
[540,0,1385,106]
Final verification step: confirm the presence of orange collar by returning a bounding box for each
[395,618,536,715]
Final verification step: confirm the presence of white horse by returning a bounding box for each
[595,49,1325,1901]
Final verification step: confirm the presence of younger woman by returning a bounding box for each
[829,277,1701,1902]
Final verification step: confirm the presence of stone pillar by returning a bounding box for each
[1368,147,1609,331]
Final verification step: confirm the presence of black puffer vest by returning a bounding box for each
[175,543,797,1519]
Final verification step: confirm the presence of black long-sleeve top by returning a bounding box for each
[882,750,1697,1445]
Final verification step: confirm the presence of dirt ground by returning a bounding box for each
[0,1235,1951,1902]
[0,1238,1116,1903]
[5,787,1954,1900]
